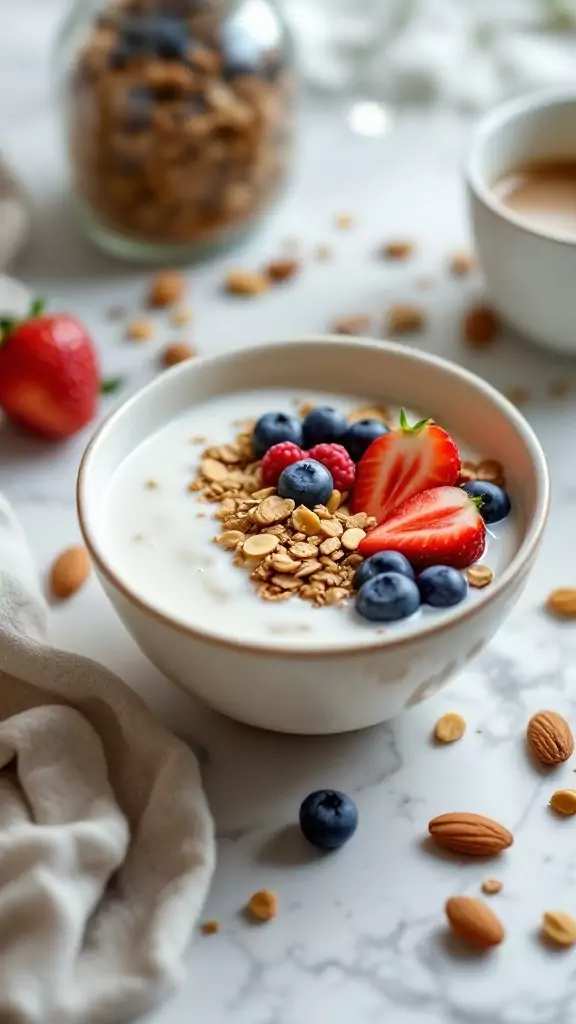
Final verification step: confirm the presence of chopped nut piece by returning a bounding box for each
[295,559,323,578]
[269,554,301,573]
[292,506,322,536]
[243,534,279,558]
[161,342,196,368]
[380,239,415,260]
[341,528,366,551]
[335,213,354,230]
[386,304,424,335]
[542,910,576,947]
[315,244,332,261]
[449,251,476,276]
[266,258,300,283]
[225,269,269,296]
[550,789,576,815]
[247,890,278,922]
[170,306,194,327]
[201,920,220,935]
[463,305,500,347]
[149,271,186,308]
[434,712,466,744]
[467,565,494,589]
[481,879,503,896]
[331,314,372,336]
[547,588,576,619]
[126,318,155,342]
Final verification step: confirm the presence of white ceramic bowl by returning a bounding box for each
[467,89,576,354]
[78,337,549,734]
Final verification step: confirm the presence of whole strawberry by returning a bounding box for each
[307,443,355,492]
[261,441,306,486]
[0,300,100,440]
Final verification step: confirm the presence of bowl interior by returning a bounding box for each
[79,336,549,652]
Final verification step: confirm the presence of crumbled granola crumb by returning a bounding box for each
[548,379,571,398]
[463,305,499,347]
[170,306,194,327]
[379,239,415,260]
[149,271,186,308]
[266,258,300,283]
[386,304,424,335]
[315,244,332,261]
[126,317,155,342]
[201,920,220,935]
[144,479,158,489]
[161,342,196,368]
[449,251,476,276]
[331,314,372,336]
[481,879,503,896]
[225,268,269,296]
[335,213,355,230]
[506,386,530,407]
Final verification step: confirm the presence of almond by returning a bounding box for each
[546,588,576,619]
[428,812,513,855]
[527,710,574,765]
[550,789,576,815]
[50,546,91,599]
[434,712,466,744]
[445,896,504,948]
[247,889,278,922]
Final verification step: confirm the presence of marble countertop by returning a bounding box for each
[4,4,576,1022]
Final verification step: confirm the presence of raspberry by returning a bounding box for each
[261,441,306,486]
[307,443,355,492]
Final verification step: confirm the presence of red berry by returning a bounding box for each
[261,441,306,486]
[307,443,355,492]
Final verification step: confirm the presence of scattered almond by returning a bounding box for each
[542,910,576,947]
[126,317,155,342]
[201,920,220,935]
[481,878,503,896]
[247,889,278,922]
[527,710,574,764]
[380,239,414,260]
[445,896,504,948]
[463,305,500,347]
[546,589,576,620]
[148,271,185,307]
[428,812,513,855]
[50,546,91,600]
[434,712,466,744]
[266,258,300,283]
[550,789,576,815]
[225,269,269,296]
[467,565,494,589]
[449,251,476,276]
[331,314,372,336]
[386,304,424,335]
[161,342,195,367]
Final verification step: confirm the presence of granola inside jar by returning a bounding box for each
[56,0,295,261]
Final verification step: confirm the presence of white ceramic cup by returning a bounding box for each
[467,90,576,354]
[78,337,549,735]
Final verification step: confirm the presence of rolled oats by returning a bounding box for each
[272,573,302,591]
[256,495,295,525]
[201,457,228,482]
[243,534,279,558]
[320,518,343,538]
[295,559,323,578]
[292,506,322,536]
[319,536,342,556]
[218,530,245,550]
[342,528,366,551]
[290,542,317,558]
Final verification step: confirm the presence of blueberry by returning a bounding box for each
[252,411,303,458]
[354,551,414,590]
[461,481,511,524]
[418,565,467,608]
[302,406,348,447]
[356,572,420,622]
[278,459,333,509]
[299,790,358,851]
[341,419,390,462]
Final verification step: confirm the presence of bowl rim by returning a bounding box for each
[466,87,576,248]
[77,335,550,659]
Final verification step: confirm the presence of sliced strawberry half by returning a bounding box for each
[358,485,486,569]
[351,410,460,522]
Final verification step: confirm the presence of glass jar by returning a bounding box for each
[55,0,295,262]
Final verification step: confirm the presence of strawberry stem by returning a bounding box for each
[0,296,46,346]
[399,408,429,433]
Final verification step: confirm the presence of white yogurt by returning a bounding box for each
[100,388,522,649]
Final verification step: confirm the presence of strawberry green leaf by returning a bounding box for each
[100,377,124,395]
[29,297,46,317]
[399,408,430,433]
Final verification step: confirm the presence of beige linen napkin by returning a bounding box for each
[0,493,215,1023]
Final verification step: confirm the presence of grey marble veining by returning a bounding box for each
[3,5,576,1021]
